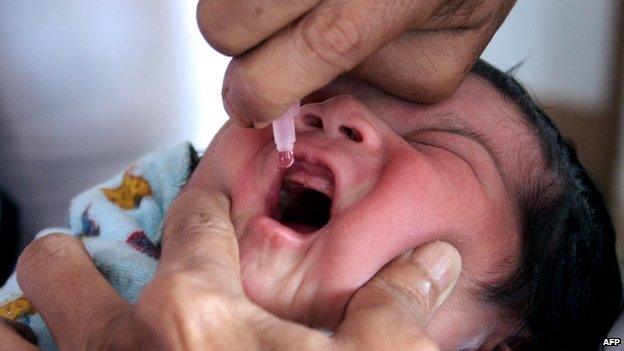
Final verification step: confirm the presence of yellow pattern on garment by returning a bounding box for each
[0,297,35,320]
[102,172,152,209]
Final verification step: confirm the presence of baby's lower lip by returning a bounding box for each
[246,215,318,250]
[280,221,321,234]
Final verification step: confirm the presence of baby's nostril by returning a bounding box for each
[339,126,362,142]
[304,114,323,129]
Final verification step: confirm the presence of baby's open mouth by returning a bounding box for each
[272,159,335,234]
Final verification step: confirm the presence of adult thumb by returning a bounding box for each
[334,241,461,350]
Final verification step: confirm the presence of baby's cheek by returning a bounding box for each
[205,123,269,183]
[319,171,466,290]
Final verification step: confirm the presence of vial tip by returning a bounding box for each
[278,150,294,168]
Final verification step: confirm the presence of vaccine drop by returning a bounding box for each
[278,150,294,168]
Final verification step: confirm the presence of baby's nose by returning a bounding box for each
[295,95,382,153]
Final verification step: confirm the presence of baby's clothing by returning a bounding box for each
[0,143,199,351]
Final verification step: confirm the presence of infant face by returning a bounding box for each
[191,74,540,349]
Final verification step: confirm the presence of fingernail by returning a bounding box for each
[411,241,461,299]
[223,87,254,128]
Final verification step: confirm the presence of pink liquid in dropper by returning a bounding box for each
[272,103,299,168]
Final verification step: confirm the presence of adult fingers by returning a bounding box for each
[0,319,38,350]
[352,2,512,103]
[333,241,461,351]
[352,30,485,104]
[158,188,243,297]
[198,0,321,56]
[246,312,331,351]
[222,0,440,128]
[16,233,130,351]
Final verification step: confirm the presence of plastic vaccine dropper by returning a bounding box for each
[272,102,299,168]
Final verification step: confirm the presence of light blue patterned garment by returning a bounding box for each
[0,143,198,350]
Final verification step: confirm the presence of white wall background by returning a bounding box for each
[0,1,229,246]
[482,0,619,107]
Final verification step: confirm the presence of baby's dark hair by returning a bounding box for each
[472,60,623,350]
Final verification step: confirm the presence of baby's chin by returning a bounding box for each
[237,240,352,329]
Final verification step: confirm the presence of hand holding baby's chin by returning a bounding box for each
[5,188,460,350]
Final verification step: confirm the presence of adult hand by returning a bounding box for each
[198,0,516,128]
[8,188,461,350]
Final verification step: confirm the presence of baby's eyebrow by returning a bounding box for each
[405,111,506,182]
